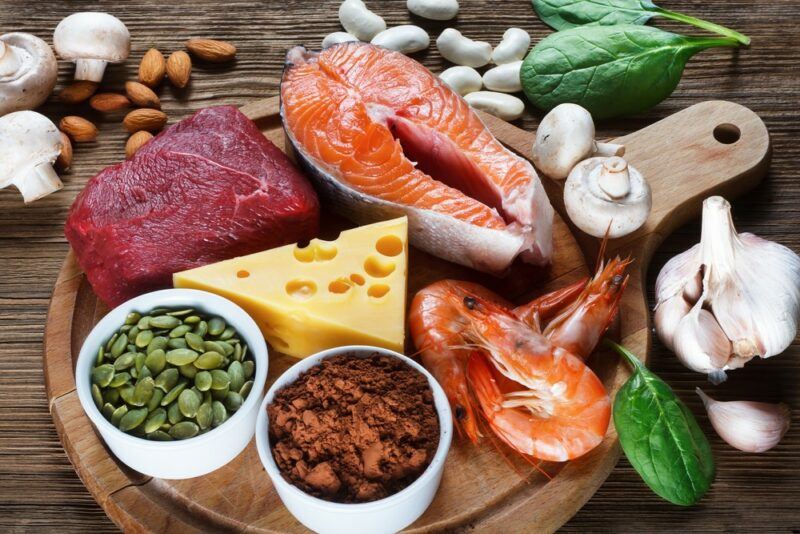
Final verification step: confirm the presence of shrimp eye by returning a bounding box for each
[454,405,467,420]
[463,296,477,310]
[612,274,624,286]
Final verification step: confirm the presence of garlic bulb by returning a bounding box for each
[655,196,800,383]
[697,388,790,453]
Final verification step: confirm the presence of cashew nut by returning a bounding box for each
[407,0,459,20]
[338,0,386,42]
[491,28,531,65]
[436,28,492,68]
[482,60,522,93]
[464,91,525,121]
[439,66,482,96]
[322,31,359,49]
[371,25,430,54]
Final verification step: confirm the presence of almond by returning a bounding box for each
[126,131,154,159]
[59,116,98,142]
[58,81,99,103]
[166,51,192,88]
[139,48,166,87]
[123,108,168,133]
[89,93,131,112]
[55,132,73,172]
[124,81,161,109]
[186,39,237,63]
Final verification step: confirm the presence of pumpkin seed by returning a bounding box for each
[113,351,136,371]
[110,333,129,358]
[193,320,208,337]
[208,317,226,336]
[239,380,253,399]
[165,348,198,366]
[217,341,234,356]
[128,326,140,340]
[103,388,120,404]
[135,329,154,348]
[169,324,192,339]
[195,371,212,392]
[185,332,206,352]
[219,327,235,340]
[167,338,188,349]
[184,315,201,324]
[126,343,137,353]
[92,364,115,387]
[144,349,166,374]
[167,402,184,424]
[147,430,172,441]
[144,408,167,433]
[211,385,229,400]
[241,344,248,361]
[228,361,244,393]
[120,325,132,333]
[149,315,181,329]
[111,405,128,426]
[91,384,103,409]
[109,372,131,388]
[196,402,213,430]
[210,369,230,390]
[243,360,255,379]
[134,352,146,375]
[132,377,155,406]
[105,332,118,352]
[169,421,199,440]
[179,363,198,379]
[178,389,201,418]
[119,407,148,432]
[119,384,136,404]
[139,365,152,380]
[101,402,115,420]
[161,382,187,406]
[148,388,165,412]
[202,340,224,354]
[96,346,105,365]
[232,343,242,362]
[154,368,179,391]
[167,308,194,317]
[224,391,243,412]
[125,312,141,325]
[211,401,227,427]
[146,336,168,354]
[137,315,151,330]
[195,351,224,370]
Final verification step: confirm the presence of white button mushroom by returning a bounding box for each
[0,33,58,116]
[322,31,359,49]
[0,111,64,203]
[564,156,652,239]
[532,103,625,180]
[464,91,525,121]
[407,0,459,21]
[436,28,492,68]
[439,66,482,96]
[338,0,386,42]
[491,28,531,65]
[371,25,430,54]
[53,12,130,82]
[482,60,522,93]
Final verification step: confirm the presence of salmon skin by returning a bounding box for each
[280,43,554,273]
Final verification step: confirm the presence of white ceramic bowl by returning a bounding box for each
[256,345,453,534]
[76,288,268,480]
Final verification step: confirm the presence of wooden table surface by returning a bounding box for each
[1,1,798,532]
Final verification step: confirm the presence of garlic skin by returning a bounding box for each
[655,196,800,381]
[697,388,791,453]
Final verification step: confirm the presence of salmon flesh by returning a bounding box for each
[280,43,553,273]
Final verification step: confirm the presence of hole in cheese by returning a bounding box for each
[364,255,395,278]
[368,284,390,298]
[350,273,366,286]
[329,278,352,294]
[237,270,250,278]
[376,235,404,257]
[285,279,317,300]
[293,241,338,263]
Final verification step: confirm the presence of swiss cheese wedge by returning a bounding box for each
[173,217,408,358]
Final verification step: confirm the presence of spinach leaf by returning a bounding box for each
[532,0,750,45]
[520,25,739,119]
[606,340,715,506]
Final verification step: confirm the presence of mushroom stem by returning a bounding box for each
[596,156,631,199]
[593,141,625,157]
[14,162,63,203]
[0,41,21,76]
[74,58,108,82]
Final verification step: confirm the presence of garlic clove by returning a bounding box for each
[654,294,691,351]
[673,306,732,383]
[654,243,701,305]
[697,388,791,453]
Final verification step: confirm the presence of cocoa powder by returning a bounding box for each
[267,353,440,503]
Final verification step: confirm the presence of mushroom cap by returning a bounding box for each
[0,33,58,115]
[54,12,130,63]
[0,111,62,188]
[563,156,652,239]
[532,103,596,180]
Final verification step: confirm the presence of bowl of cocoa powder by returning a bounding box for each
[255,345,452,534]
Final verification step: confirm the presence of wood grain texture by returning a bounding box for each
[1,0,799,532]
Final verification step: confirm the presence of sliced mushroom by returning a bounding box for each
[0,33,58,116]
[0,111,64,203]
[54,12,130,82]
[563,156,651,238]
[532,103,625,180]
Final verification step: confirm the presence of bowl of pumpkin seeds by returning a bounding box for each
[76,288,268,479]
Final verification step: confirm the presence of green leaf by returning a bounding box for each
[606,340,715,506]
[520,25,739,119]
[532,0,750,45]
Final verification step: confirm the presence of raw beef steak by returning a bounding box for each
[65,106,319,307]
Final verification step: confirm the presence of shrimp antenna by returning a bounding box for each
[594,222,613,272]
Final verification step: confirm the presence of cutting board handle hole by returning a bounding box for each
[713,123,741,144]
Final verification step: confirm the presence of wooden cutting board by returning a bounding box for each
[43,97,770,533]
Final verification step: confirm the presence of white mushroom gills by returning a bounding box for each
[482,60,522,93]
[0,111,64,203]
[338,0,386,41]
[491,28,531,65]
[53,12,130,82]
[439,65,482,96]
[371,25,430,54]
[407,0,459,20]
[322,32,359,49]
[436,28,492,67]
[464,91,525,121]
[0,33,58,115]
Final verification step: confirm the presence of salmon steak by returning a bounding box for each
[280,42,554,273]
